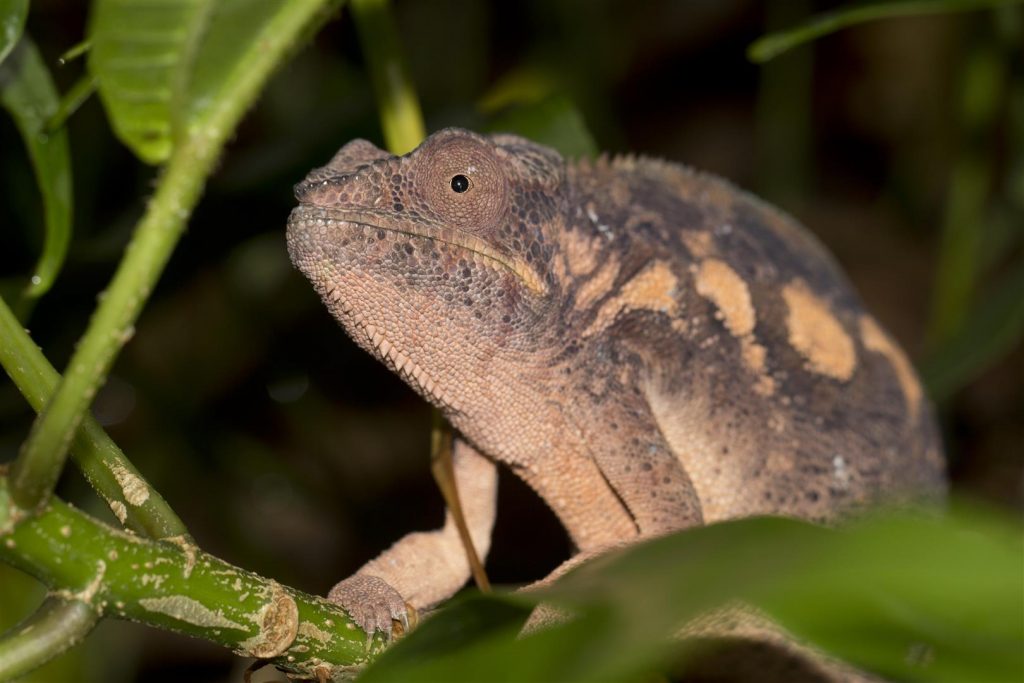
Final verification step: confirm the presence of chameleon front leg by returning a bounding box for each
[583,392,704,537]
[328,437,498,637]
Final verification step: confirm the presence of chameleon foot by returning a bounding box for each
[328,574,412,642]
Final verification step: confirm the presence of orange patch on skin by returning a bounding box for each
[563,230,603,278]
[695,259,754,336]
[619,261,678,312]
[694,259,775,395]
[742,343,776,396]
[681,230,714,259]
[584,261,678,336]
[781,279,856,381]
[574,257,620,310]
[859,315,922,421]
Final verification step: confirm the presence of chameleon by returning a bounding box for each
[286,127,946,638]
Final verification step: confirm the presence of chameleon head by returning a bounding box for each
[287,128,567,413]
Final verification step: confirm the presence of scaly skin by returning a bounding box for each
[286,128,946,639]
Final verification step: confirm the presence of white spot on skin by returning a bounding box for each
[585,203,614,239]
[833,454,850,488]
[139,596,245,631]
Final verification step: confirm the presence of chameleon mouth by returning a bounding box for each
[288,205,548,295]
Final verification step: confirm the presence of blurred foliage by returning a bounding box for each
[0,0,1021,681]
[0,35,70,301]
[748,0,1024,62]
[362,507,1023,683]
[0,0,26,65]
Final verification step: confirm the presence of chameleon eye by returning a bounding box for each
[450,174,470,193]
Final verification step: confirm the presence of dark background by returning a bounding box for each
[1,1,1020,680]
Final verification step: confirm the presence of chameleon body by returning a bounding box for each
[287,128,946,636]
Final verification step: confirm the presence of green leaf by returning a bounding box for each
[921,259,1024,400]
[87,0,209,164]
[361,508,1024,683]
[485,95,597,159]
[748,0,1024,63]
[88,0,343,165]
[478,66,561,115]
[0,37,73,298]
[0,0,27,66]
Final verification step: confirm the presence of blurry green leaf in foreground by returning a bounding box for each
[0,37,73,299]
[0,0,27,66]
[748,0,1024,63]
[485,95,597,159]
[87,0,208,164]
[362,506,1023,683]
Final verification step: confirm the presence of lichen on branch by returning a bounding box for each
[0,476,381,680]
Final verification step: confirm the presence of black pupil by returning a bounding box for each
[450,174,469,193]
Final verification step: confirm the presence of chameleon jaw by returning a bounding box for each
[288,205,549,296]
[312,272,463,414]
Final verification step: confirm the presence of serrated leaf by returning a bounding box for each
[0,0,27,66]
[87,0,209,164]
[0,37,73,298]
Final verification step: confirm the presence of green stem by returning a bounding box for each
[9,133,210,511]
[0,598,98,680]
[755,0,814,204]
[0,476,379,679]
[350,0,425,154]
[8,0,337,512]
[748,0,1024,63]
[926,20,1008,347]
[45,73,97,133]
[0,295,187,540]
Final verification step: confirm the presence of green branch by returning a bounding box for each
[350,0,425,154]
[0,476,380,679]
[0,598,98,680]
[0,295,187,540]
[8,0,336,511]
[748,0,1024,63]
